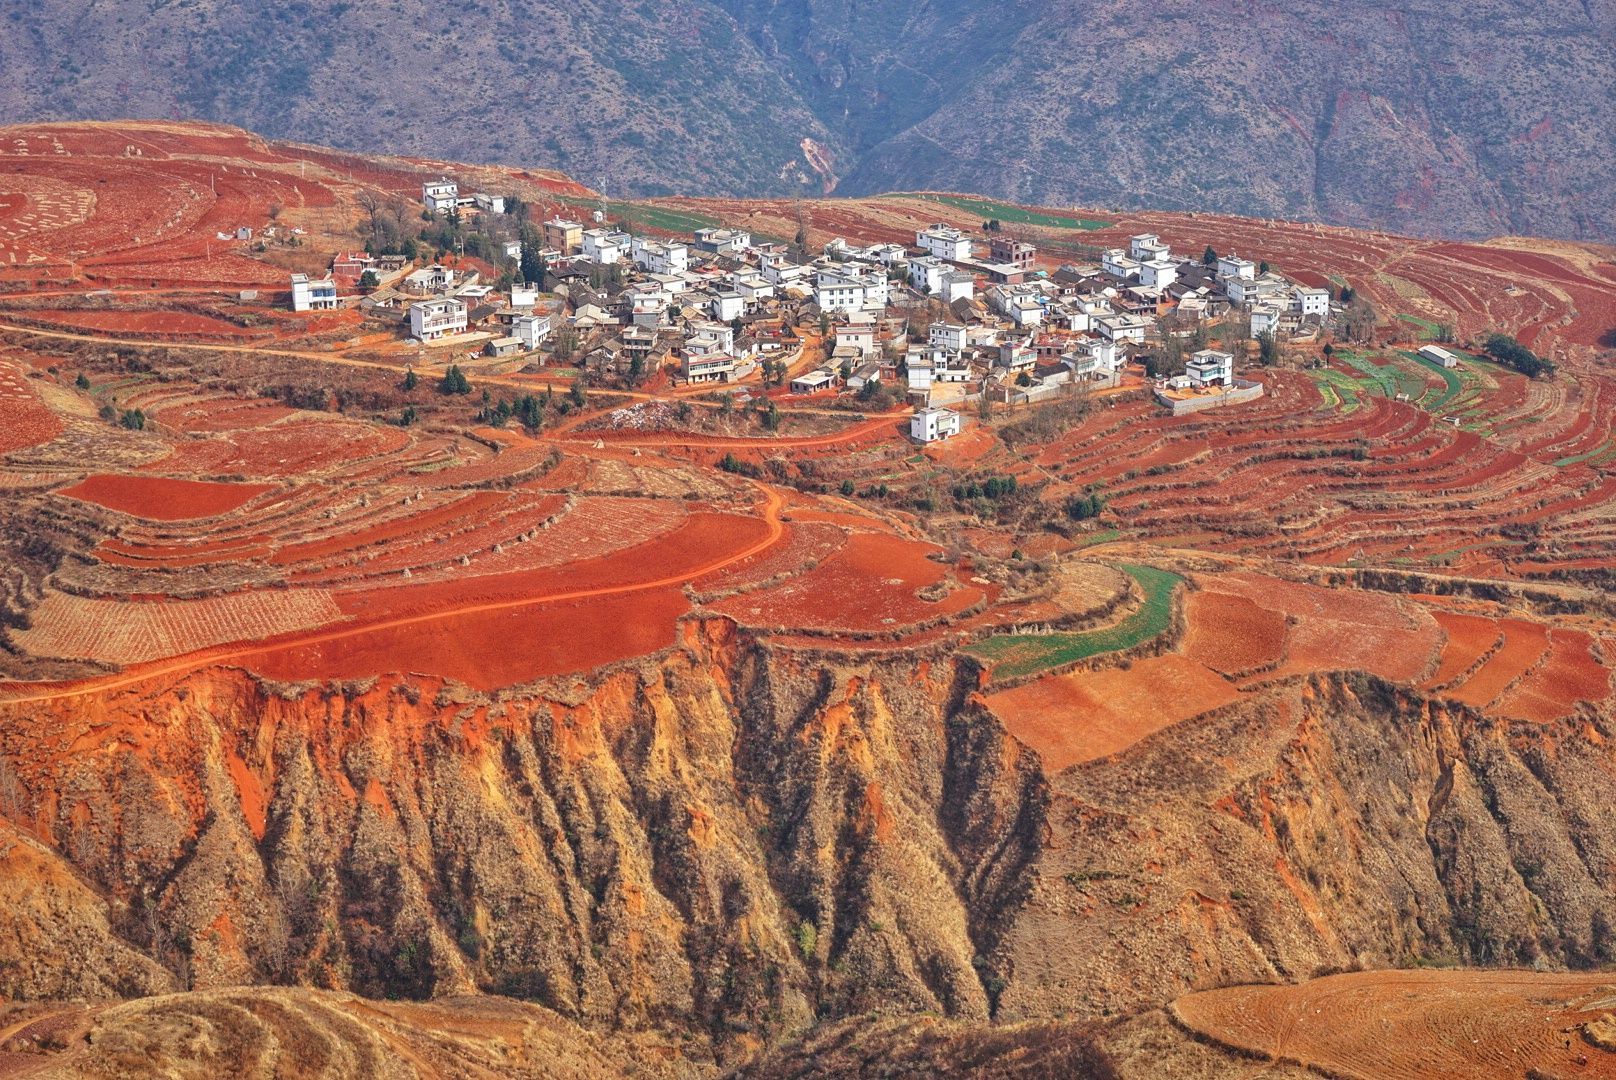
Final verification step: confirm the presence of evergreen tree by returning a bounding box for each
[440,365,471,394]
[1202,245,1218,267]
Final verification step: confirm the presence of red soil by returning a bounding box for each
[709,530,983,632]
[1181,589,1288,677]
[28,309,253,338]
[1447,618,1552,708]
[56,474,272,520]
[1497,629,1611,722]
[985,655,1242,772]
[334,511,773,621]
[247,588,689,690]
[1211,574,1441,685]
[1420,611,1504,689]
[0,363,63,453]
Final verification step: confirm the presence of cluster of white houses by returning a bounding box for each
[281,176,1343,441]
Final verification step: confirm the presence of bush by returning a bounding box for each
[440,365,471,394]
[796,921,818,959]
[718,453,761,478]
[1064,490,1107,521]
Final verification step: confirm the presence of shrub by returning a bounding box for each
[440,364,471,394]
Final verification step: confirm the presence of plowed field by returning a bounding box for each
[56,474,272,520]
[1171,969,1616,1080]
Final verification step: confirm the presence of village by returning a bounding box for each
[283,177,1394,442]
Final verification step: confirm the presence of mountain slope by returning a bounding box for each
[2,0,1615,239]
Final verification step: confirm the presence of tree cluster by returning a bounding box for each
[1484,333,1555,378]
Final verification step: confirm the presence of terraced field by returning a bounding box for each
[965,564,1182,681]
[1171,969,1616,1080]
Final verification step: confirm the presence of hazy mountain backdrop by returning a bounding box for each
[4,0,1615,240]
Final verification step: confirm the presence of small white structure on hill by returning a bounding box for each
[1419,344,1462,369]
[423,179,459,215]
[290,273,338,312]
[911,406,961,443]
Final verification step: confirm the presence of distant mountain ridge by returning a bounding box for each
[3,0,1615,241]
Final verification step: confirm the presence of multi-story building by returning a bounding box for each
[290,274,338,312]
[916,223,973,261]
[409,297,468,341]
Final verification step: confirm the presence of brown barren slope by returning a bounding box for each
[1170,969,1616,1080]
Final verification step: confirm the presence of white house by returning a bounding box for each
[1094,312,1149,344]
[1419,344,1462,369]
[510,283,539,309]
[916,224,973,261]
[409,297,467,341]
[709,291,745,322]
[1140,260,1179,289]
[422,179,459,215]
[999,339,1037,372]
[1216,255,1256,282]
[909,256,947,295]
[1249,304,1282,337]
[815,266,887,313]
[1067,337,1121,379]
[835,322,877,357]
[929,322,968,352]
[1102,249,1142,280]
[582,229,630,264]
[762,260,811,288]
[791,368,838,394]
[512,313,552,349]
[631,237,689,275]
[1007,294,1044,328]
[1292,286,1331,318]
[1128,233,1170,262]
[289,273,338,312]
[732,274,774,305]
[693,227,751,253]
[683,353,735,383]
[473,192,506,214]
[910,406,962,443]
[685,322,735,356]
[1186,349,1234,387]
[940,270,975,304]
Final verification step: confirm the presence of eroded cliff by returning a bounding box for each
[2,622,1614,1072]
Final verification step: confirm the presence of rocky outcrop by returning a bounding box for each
[0,620,1044,1065]
[3,628,1615,1067]
[994,673,1616,1020]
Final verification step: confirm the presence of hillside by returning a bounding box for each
[1,123,1616,1077]
[3,2,1616,240]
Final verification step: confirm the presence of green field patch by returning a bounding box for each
[557,195,720,234]
[964,563,1181,681]
[1403,351,1467,411]
[887,193,1109,231]
[1396,313,1443,340]
[1307,369,1365,413]
[1070,528,1124,549]
[1554,441,1616,468]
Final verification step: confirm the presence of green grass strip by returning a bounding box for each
[965,563,1182,681]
